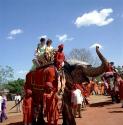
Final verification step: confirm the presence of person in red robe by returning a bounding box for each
[23,89,33,125]
[114,73,123,108]
[101,62,115,91]
[119,80,123,108]
[54,44,65,70]
[54,44,65,93]
[44,82,59,125]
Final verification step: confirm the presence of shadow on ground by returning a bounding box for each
[109,111,123,113]
[107,107,121,109]
[7,122,62,125]
[89,101,113,107]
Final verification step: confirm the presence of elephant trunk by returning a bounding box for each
[82,46,108,77]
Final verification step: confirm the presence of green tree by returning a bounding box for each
[0,65,14,84]
[4,78,24,94]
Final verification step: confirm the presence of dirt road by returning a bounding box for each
[1,96,123,125]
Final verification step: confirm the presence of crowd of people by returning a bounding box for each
[19,37,123,125]
[1,37,123,125]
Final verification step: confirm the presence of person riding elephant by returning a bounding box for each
[54,44,65,70]
[101,62,116,89]
[54,44,65,93]
[45,39,53,61]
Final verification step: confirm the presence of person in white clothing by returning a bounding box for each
[45,39,53,61]
[71,84,83,118]
[15,94,21,112]
[32,38,46,68]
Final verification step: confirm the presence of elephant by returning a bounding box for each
[24,46,108,125]
[61,46,108,125]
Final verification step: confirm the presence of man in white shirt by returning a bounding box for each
[71,85,83,118]
[14,94,21,112]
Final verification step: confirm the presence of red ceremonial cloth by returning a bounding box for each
[54,51,65,69]
[24,71,33,90]
[119,80,123,100]
[44,91,59,124]
[25,66,58,106]
[23,96,33,125]
[106,63,114,72]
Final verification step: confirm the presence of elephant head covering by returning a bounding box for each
[26,89,32,95]
[45,82,54,90]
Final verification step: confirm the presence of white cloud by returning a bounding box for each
[75,8,114,27]
[89,43,103,49]
[56,34,74,42]
[7,36,14,40]
[10,29,23,35]
[7,28,23,40]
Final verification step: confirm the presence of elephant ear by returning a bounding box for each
[71,65,90,83]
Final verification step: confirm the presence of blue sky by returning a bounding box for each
[0,0,123,79]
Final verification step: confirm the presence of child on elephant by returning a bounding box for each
[23,89,33,125]
[32,38,46,69]
[35,38,46,57]
[45,39,53,62]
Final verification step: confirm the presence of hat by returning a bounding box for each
[58,44,64,49]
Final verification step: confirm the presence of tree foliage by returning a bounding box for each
[67,48,100,66]
[4,78,24,94]
[0,65,14,84]
[115,65,123,78]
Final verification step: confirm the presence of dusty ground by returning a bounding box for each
[1,95,123,125]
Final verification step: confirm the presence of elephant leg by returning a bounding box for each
[62,92,76,125]
[32,119,37,125]
[62,103,76,125]
[36,96,45,125]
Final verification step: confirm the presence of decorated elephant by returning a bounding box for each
[24,46,108,125]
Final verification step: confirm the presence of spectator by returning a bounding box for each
[114,73,123,107]
[71,84,83,118]
[0,93,3,122]
[15,93,21,112]
[1,94,7,122]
